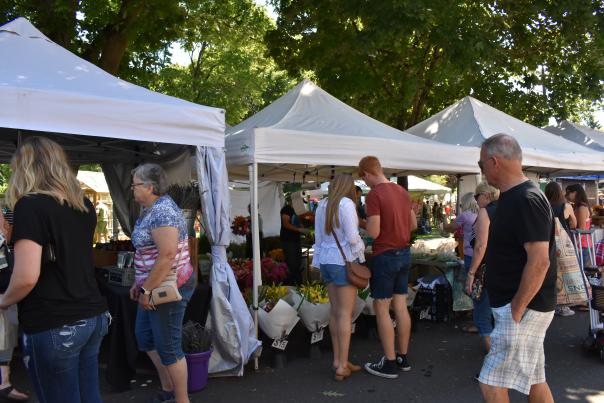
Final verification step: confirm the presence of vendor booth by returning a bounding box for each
[0,17,260,379]
[406,96,604,175]
[225,79,482,341]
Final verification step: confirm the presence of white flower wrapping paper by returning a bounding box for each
[287,291,331,333]
[256,299,300,340]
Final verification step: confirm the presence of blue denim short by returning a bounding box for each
[369,248,411,299]
[320,263,348,286]
[135,272,196,365]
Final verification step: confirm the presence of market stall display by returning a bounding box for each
[0,17,262,378]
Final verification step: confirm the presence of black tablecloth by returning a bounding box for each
[96,272,211,391]
[97,279,139,391]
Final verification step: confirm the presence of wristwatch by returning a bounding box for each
[139,287,151,296]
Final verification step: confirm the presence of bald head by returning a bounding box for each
[482,133,523,162]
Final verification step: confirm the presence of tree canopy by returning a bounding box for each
[265,0,603,129]
[0,0,294,124]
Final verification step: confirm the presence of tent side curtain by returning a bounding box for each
[196,146,261,376]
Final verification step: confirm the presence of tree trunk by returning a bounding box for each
[98,30,129,75]
[405,47,442,128]
[95,0,146,75]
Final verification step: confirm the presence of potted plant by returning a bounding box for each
[182,321,212,393]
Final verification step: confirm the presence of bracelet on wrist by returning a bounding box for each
[467,273,475,277]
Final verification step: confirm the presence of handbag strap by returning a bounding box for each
[331,231,350,264]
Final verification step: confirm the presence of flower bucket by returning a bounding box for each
[186,347,212,393]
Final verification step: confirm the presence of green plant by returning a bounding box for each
[182,321,212,353]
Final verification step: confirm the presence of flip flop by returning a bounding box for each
[461,324,479,334]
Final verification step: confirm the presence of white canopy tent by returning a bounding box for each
[0,17,259,376]
[226,79,480,181]
[0,17,224,150]
[406,96,604,175]
[544,120,604,152]
[225,80,480,334]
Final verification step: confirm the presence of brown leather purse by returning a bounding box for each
[332,232,371,289]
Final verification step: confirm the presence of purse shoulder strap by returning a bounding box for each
[331,231,350,264]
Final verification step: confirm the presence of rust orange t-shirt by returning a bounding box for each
[365,182,412,255]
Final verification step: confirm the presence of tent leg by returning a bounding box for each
[455,174,461,215]
[249,162,262,370]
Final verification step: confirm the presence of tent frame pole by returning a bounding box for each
[248,162,261,370]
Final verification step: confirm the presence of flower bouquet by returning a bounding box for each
[261,257,288,284]
[231,215,249,236]
[267,248,285,262]
[289,282,331,333]
[229,258,253,290]
[257,285,299,340]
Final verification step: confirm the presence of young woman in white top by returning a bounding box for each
[312,174,365,381]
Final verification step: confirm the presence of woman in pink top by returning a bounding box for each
[565,184,593,266]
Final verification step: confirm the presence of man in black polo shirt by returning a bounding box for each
[476,134,556,402]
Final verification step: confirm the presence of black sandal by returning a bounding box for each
[0,386,29,402]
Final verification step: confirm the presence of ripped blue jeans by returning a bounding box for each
[22,312,110,403]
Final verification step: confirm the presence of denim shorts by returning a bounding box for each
[135,272,196,365]
[369,248,411,299]
[320,263,349,286]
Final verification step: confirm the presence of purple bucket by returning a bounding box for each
[186,348,212,393]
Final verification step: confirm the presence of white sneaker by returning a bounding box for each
[555,306,575,317]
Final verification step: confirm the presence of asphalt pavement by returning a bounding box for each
[9,311,604,402]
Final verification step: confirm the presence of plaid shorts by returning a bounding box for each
[478,303,554,395]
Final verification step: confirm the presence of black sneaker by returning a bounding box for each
[396,353,411,371]
[364,356,399,379]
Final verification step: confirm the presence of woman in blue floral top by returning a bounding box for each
[129,163,194,403]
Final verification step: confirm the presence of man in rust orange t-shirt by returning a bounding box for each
[358,156,417,379]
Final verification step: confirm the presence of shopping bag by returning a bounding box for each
[554,218,590,305]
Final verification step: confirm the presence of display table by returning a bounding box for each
[96,278,139,391]
[411,258,473,312]
[96,270,211,391]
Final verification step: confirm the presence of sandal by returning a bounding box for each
[0,386,29,402]
[461,324,479,334]
[332,362,361,373]
[334,367,351,381]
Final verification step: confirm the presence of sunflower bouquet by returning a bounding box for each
[260,285,289,313]
[297,282,329,305]
[293,281,331,333]
[256,285,299,340]
[267,248,285,262]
